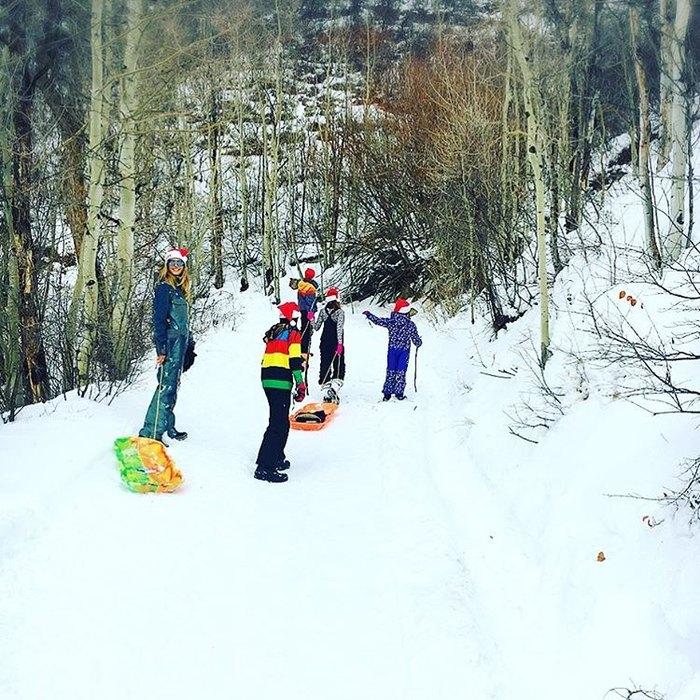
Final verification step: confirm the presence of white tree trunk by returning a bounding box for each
[260,90,273,295]
[208,85,224,289]
[657,0,674,170]
[236,63,250,288]
[74,0,106,385]
[629,5,662,268]
[113,0,144,375]
[667,0,693,261]
[0,46,22,412]
[508,0,550,366]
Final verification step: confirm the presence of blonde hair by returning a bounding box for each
[159,263,192,301]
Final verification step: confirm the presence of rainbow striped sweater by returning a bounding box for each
[260,323,304,390]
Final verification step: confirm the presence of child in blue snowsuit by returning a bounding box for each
[364,298,422,401]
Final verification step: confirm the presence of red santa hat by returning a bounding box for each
[304,267,316,280]
[165,247,189,264]
[325,287,339,302]
[278,301,301,321]
[393,298,411,314]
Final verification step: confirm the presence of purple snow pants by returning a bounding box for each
[382,346,411,397]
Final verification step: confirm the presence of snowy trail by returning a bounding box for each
[0,299,494,699]
[5,290,697,699]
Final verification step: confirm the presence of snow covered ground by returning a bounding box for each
[1,271,698,699]
[3,126,700,699]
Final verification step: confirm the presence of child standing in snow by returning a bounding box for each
[139,248,192,443]
[364,298,422,401]
[296,267,319,371]
[255,301,306,483]
[313,287,345,402]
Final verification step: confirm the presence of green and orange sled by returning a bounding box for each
[113,436,183,493]
[289,401,339,431]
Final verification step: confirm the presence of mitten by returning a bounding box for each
[307,311,315,321]
[336,343,344,355]
[294,383,307,403]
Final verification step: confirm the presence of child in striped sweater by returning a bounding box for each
[255,302,306,483]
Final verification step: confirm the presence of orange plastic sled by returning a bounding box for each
[290,401,339,431]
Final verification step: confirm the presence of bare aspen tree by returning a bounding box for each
[508,0,550,366]
[657,0,675,169]
[0,45,22,416]
[176,106,196,281]
[540,2,573,273]
[2,5,57,404]
[666,0,693,261]
[500,45,516,258]
[570,0,602,234]
[235,56,250,290]
[113,0,144,375]
[269,12,284,300]
[208,84,225,289]
[543,0,602,236]
[260,89,274,294]
[72,0,107,386]
[263,0,288,301]
[255,11,283,301]
[320,8,339,268]
[629,4,662,269]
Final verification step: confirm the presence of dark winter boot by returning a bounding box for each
[254,466,288,483]
[395,394,406,401]
[167,428,188,441]
[382,394,391,401]
[276,459,291,471]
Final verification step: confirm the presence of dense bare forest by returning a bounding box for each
[1,0,698,419]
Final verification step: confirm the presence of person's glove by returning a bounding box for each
[336,343,344,355]
[294,383,307,403]
[362,310,370,317]
[307,311,315,321]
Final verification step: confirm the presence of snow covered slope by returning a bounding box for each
[1,278,698,699]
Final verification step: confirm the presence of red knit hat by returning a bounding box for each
[304,267,316,280]
[165,247,189,264]
[278,301,301,321]
[326,287,339,302]
[393,298,411,314]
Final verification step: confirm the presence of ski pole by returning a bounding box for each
[413,347,418,393]
[152,363,164,440]
[301,317,314,385]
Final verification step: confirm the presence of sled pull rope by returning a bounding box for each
[152,363,163,440]
[320,351,340,388]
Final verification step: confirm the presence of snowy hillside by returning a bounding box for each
[3,2,700,698]
[1,257,698,699]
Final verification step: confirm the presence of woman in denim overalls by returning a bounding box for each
[139,248,191,443]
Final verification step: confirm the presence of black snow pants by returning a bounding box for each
[319,321,345,385]
[256,387,292,469]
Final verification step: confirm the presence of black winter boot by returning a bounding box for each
[167,428,188,441]
[254,466,288,483]
[276,459,291,471]
[382,394,391,401]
